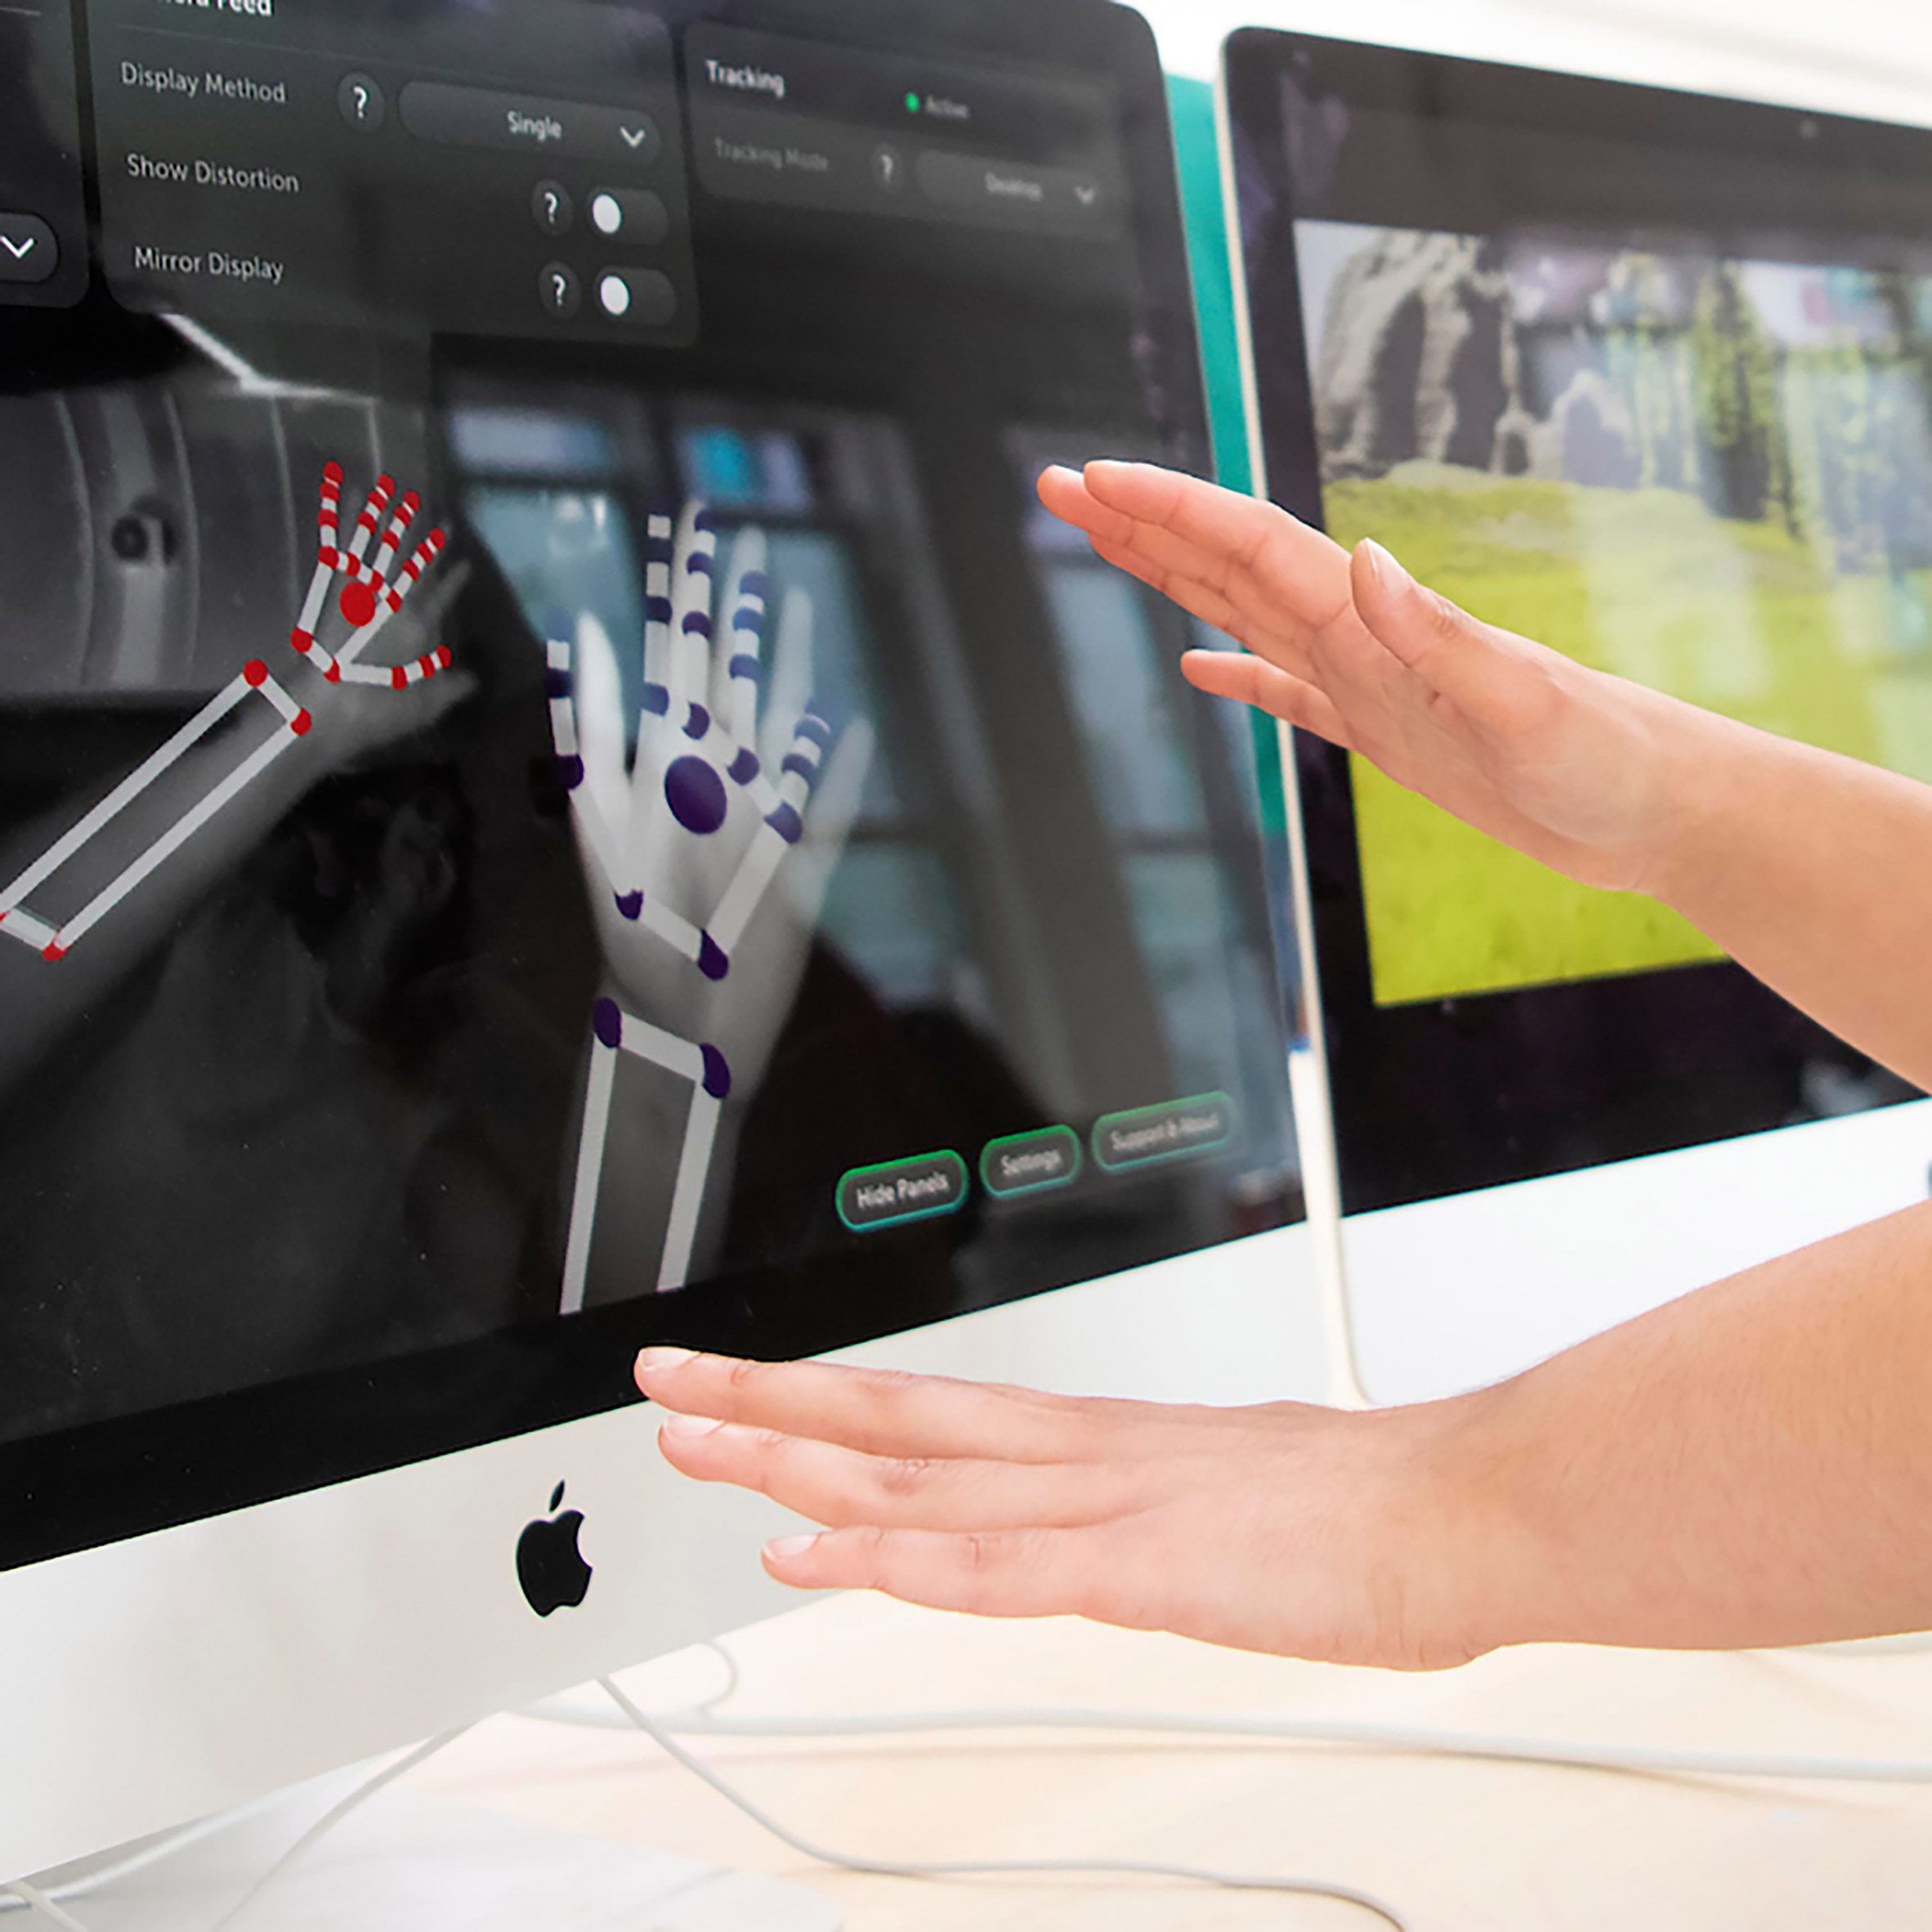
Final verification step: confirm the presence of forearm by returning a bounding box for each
[1442,1200,1932,1653]
[1639,700,1932,1091]
[0,727,322,1093]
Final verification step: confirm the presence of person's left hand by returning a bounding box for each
[634,1349,1516,1672]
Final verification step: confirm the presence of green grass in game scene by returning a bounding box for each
[1330,467,1932,1007]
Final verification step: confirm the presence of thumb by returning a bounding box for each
[789,718,876,918]
[1349,539,1527,727]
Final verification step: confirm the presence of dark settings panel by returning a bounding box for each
[5,2,1137,335]
[86,0,699,342]
[686,23,1125,237]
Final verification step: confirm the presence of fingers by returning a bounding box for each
[345,472,395,570]
[717,527,768,745]
[761,1523,1128,1622]
[1181,650,1354,750]
[641,508,676,729]
[545,629,622,903]
[1088,534,1319,681]
[771,711,829,841]
[1040,462,1354,631]
[789,717,874,914]
[669,503,721,740]
[659,1417,1137,1531]
[760,588,815,776]
[1349,539,1542,733]
[397,665,479,732]
[573,611,633,842]
[637,1350,1105,1464]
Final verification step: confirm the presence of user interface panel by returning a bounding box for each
[1226,32,1930,1210]
[0,0,1299,1570]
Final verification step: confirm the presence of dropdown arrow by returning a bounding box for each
[0,213,57,287]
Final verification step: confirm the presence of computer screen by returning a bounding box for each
[1225,30,1930,1212]
[0,0,1299,1574]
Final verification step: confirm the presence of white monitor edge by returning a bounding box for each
[1348,1098,1932,1406]
[0,1222,1322,1883]
[1214,50,1370,1411]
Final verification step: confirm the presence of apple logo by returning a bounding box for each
[517,1482,593,1618]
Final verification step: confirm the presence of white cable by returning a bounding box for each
[1,1729,474,1932]
[7,1643,746,1931]
[208,1728,472,1932]
[0,1790,301,1919]
[535,1689,1932,1788]
[524,1636,744,1730]
[694,1638,744,1712]
[597,1677,1415,1929]
[25,1627,1928,1932]
[2,1885,90,1932]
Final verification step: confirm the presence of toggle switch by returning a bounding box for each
[596,267,678,325]
[587,187,670,245]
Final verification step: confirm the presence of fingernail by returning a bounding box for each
[636,1348,697,1376]
[1358,539,1407,588]
[660,1413,725,1443]
[764,1535,820,1563]
[1042,464,1080,485]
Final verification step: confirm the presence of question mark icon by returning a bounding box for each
[873,144,905,192]
[338,73,383,132]
[540,262,580,319]
[533,181,573,236]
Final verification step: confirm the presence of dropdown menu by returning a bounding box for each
[397,83,663,167]
[0,0,87,308]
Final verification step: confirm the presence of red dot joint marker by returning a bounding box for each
[338,580,379,629]
[1,462,455,965]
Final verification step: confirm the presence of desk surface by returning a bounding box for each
[409,1594,1932,1930]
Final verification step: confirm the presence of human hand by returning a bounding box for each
[288,465,476,773]
[636,1349,1514,1673]
[1039,461,1740,899]
[561,506,873,1094]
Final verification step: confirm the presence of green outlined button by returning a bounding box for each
[838,1152,969,1233]
[1093,1094,1237,1174]
[981,1127,1083,1201]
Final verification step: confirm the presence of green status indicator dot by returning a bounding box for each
[906,92,922,113]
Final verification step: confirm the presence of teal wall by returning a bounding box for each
[1166,74,1290,847]
[1167,75,1254,498]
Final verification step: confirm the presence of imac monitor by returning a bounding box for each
[1223,31,1932,1214]
[0,0,1300,1883]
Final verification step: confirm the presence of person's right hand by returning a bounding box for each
[1039,462,1737,899]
